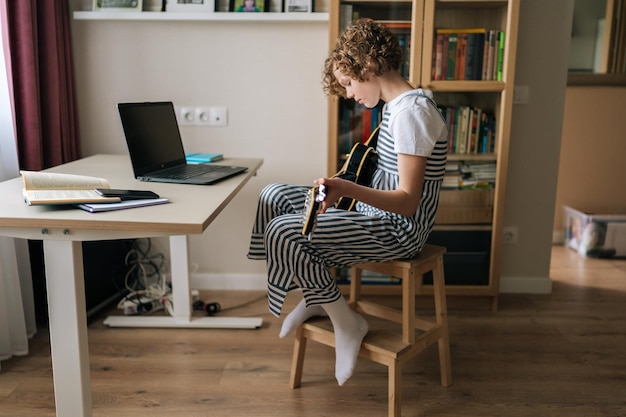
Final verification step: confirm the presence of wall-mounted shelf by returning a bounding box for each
[73,11,329,22]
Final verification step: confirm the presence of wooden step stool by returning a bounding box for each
[289,244,452,417]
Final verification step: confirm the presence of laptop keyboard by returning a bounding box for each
[154,164,221,180]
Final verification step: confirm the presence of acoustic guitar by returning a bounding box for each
[301,125,380,238]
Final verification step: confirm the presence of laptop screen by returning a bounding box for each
[117,102,187,177]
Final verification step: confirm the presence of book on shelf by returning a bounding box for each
[433,28,502,81]
[445,161,460,172]
[446,32,457,80]
[370,105,380,132]
[484,30,494,80]
[441,106,455,153]
[481,112,496,153]
[361,108,372,143]
[455,32,467,80]
[439,105,496,156]
[461,160,496,169]
[468,108,480,153]
[459,161,496,188]
[496,30,505,81]
[396,31,411,79]
[466,32,485,80]
[76,198,170,213]
[481,32,490,80]
[336,269,401,286]
[433,33,444,80]
[384,22,412,30]
[491,30,500,81]
[443,172,462,189]
[457,106,470,154]
[20,170,121,205]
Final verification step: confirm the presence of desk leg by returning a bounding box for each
[170,235,192,321]
[103,235,262,329]
[43,240,92,417]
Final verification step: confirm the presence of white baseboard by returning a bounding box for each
[191,272,553,295]
[191,273,266,291]
[499,275,553,294]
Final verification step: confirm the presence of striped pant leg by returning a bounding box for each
[265,209,416,317]
[247,183,310,260]
[264,212,341,317]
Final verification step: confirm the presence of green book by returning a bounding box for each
[496,31,505,81]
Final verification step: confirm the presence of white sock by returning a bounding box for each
[279,298,327,338]
[322,298,369,386]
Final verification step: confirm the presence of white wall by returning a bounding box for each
[69,0,574,293]
[500,0,573,293]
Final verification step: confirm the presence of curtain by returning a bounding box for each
[0,0,81,365]
[0,7,36,363]
[0,238,36,365]
[7,0,81,170]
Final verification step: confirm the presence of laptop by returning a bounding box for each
[117,101,248,185]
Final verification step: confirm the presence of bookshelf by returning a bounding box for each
[328,0,519,309]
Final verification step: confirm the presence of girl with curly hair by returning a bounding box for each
[248,18,448,386]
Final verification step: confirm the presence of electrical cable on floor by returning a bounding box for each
[116,238,172,316]
[191,291,270,317]
[115,238,270,317]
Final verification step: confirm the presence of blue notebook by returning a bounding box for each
[185,153,224,163]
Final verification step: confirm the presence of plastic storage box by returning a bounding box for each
[564,206,626,258]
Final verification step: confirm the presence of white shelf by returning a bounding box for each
[73,11,329,22]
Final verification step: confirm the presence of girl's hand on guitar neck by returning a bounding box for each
[314,177,344,214]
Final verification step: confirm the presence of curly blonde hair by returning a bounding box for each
[322,19,404,97]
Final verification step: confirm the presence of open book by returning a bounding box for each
[20,170,121,205]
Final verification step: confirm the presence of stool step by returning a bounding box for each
[302,317,444,366]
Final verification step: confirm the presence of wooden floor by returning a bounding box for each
[1,245,625,417]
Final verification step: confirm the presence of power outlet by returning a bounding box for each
[195,107,212,125]
[503,226,518,244]
[177,106,228,127]
[208,107,227,127]
[178,107,195,125]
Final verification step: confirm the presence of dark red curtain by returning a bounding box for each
[6,0,80,171]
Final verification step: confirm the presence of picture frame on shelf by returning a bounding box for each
[229,0,268,12]
[285,0,311,13]
[93,0,143,11]
[165,0,215,12]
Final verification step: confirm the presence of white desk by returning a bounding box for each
[0,154,263,417]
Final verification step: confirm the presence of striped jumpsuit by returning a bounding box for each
[248,89,448,317]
